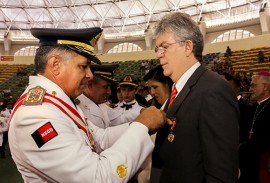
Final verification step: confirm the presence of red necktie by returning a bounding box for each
[168,86,177,108]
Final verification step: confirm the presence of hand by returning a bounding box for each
[135,106,167,135]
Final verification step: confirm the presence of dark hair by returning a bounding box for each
[143,64,173,89]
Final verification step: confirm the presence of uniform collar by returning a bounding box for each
[258,97,270,105]
[122,99,136,105]
[27,75,76,109]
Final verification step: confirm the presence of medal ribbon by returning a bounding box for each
[167,86,178,142]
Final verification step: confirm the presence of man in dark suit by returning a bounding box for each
[150,12,239,183]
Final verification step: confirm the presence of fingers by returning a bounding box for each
[166,117,173,125]
[159,109,173,125]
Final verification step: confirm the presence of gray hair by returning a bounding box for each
[34,46,78,74]
[253,74,270,91]
[155,12,204,62]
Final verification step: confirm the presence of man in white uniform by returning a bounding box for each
[0,100,13,158]
[8,27,167,183]
[77,63,135,128]
[77,63,117,128]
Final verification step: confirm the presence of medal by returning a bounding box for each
[168,133,174,142]
[167,117,176,142]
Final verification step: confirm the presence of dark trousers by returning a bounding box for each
[0,131,8,157]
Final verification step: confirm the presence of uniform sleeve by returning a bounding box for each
[9,104,153,183]
[90,121,130,152]
[110,107,141,126]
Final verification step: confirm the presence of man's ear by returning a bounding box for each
[184,40,193,57]
[47,55,61,75]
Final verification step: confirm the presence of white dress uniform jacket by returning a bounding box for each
[77,94,140,129]
[77,94,111,129]
[0,116,8,146]
[114,99,144,121]
[9,75,154,183]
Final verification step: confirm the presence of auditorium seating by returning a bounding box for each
[0,47,269,101]
[202,52,221,64]
[0,64,34,99]
[219,46,270,74]
[111,59,159,81]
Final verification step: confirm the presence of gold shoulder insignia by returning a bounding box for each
[116,164,128,179]
[22,86,46,106]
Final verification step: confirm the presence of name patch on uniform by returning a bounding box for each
[31,122,58,148]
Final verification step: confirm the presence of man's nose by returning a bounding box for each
[86,66,93,80]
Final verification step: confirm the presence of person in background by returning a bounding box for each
[0,114,8,158]
[77,63,117,128]
[143,64,173,109]
[225,46,232,57]
[8,27,167,183]
[221,72,254,144]
[258,51,265,63]
[135,64,173,183]
[239,71,270,183]
[150,12,239,183]
[114,75,145,121]
[77,63,140,128]
[0,100,13,158]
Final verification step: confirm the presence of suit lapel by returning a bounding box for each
[166,65,207,118]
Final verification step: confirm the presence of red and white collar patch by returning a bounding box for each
[31,122,58,148]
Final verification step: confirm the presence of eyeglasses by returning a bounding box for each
[250,83,265,88]
[154,41,185,54]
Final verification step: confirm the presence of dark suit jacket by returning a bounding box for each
[150,65,239,183]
